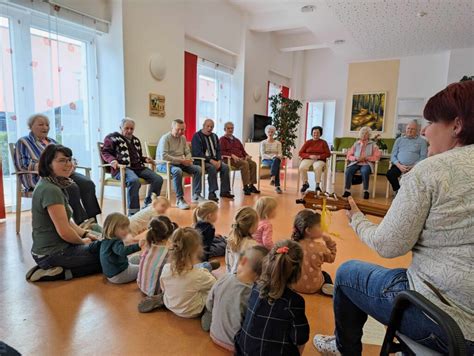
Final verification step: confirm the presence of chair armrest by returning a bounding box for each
[154,160,171,174]
[192,157,206,162]
[222,155,232,165]
[13,170,38,176]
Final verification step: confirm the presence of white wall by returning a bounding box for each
[447,47,474,85]
[302,49,349,140]
[397,52,449,99]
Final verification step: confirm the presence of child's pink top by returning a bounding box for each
[252,219,274,249]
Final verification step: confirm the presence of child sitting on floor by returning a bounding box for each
[225,207,259,274]
[100,212,142,284]
[234,240,309,355]
[291,209,336,296]
[136,215,177,313]
[129,195,170,236]
[202,245,269,352]
[253,196,278,249]
[193,201,226,263]
[160,227,217,318]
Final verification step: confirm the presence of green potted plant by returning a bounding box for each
[269,93,302,160]
[373,133,388,151]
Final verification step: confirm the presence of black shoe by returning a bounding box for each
[249,184,260,194]
[316,186,322,192]
[220,192,235,199]
[209,260,221,270]
[363,191,370,199]
[243,186,251,196]
[270,179,275,186]
[300,182,310,193]
[342,191,351,198]
[208,193,219,202]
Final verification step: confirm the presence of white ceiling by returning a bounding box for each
[229,0,474,59]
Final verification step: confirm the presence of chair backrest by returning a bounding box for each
[8,143,16,171]
[97,142,112,174]
[145,142,157,160]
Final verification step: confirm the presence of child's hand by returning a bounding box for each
[138,239,146,249]
[215,233,223,239]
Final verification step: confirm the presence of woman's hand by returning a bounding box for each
[82,237,92,245]
[86,232,99,241]
[345,196,362,221]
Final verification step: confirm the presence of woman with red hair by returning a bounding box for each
[314,81,474,355]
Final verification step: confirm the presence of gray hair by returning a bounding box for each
[172,118,184,127]
[265,125,276,136]
[203,118,214,127]
[27,114,49,129]
[224,121,234,130]
[358,126,372,139]
[120,117,135,128]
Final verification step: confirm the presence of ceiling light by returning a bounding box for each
[301,5,316,13]
[334,39,345,45]
[416,11,428,17]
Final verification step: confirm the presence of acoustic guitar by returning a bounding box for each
[296,191,389,217]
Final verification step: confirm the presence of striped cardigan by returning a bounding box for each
[137,245,169,297]
[14,132,57,190]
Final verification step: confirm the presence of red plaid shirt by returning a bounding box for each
[219,135,248,158]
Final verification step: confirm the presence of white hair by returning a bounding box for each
[358,126,372,139]
[224,121,234,129]
[120,117,135,128]
[27,114,49,129]
[265,125,276,136]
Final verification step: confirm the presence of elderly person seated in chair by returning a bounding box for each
[343,126,381,200]
[156,119,205,210]
[219,121,260,196]
[14,113,101,224]
[387,121,428,194]
[260,125,283,194]
[298,125,331,193]
[101,118,163,215]
[313,81,474,355]
[191,119,234,202]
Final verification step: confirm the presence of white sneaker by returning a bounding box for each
[191,195,206,203]
[313,335,341,355]
[321,283,334,296]
[176,198,190,210]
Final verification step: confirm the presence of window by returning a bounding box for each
[266,81,281,117]
[197,60,232,136]
[0,6,99,209]
[306,100,336,143]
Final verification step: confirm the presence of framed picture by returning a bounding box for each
[149,93,165,117]
[350,92,386,132]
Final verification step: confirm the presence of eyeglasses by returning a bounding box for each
[54,157,75,165]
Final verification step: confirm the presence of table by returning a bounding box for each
[327,151,391,198]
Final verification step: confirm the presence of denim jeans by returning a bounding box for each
[262,157,281,187]
[114,167,163,214]
[33,242,102,280]
[344,164,371,191]
[195,262,213,272]
[204,162,230,195]
[157,163,202,199]
[333,260,474,355]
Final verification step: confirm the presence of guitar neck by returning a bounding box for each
[354,201,388,217]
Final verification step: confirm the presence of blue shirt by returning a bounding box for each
[99,239,140,278]
[391,136,428,166]
[235,285,309,356]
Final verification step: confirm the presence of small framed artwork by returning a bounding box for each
[350,92,386,132]
[149,93,165,117]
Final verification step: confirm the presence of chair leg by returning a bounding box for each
[99,172,105,208]
[386,180,390,198]
[296,168,300,192]
[372,173,377,198]
[16,179,22,235]
[284,163,287,191]
[121,180,127,215]
[232,171,236,189]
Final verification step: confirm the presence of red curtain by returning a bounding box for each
[281,85,290,98]
[184,51,197,141]
[0,161,5,220]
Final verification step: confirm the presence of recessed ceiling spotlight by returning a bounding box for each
[416,11,428,17]
[334,39,345,45]
[301,5,316,13]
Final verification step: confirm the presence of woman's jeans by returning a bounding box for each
[33,242,102,280]
[334,260,474,355]
[344,164,371,191]
[262,157,281,187]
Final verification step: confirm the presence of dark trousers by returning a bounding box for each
[262,157,281,187]
[66,172,102,224]
[33,242,102,280]
[345,164,371,191]
[386,164,402,191]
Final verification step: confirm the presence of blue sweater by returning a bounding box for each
[191,130,221,163]
[391,136,428,166]
[100,239,140,278]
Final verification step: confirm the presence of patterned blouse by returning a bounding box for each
[350,145,474,340]
[260,139,282,160]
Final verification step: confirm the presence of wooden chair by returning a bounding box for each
[295,157,327,192]
[97,142,152,215]
[222,155,243,190]
[343,158,379,198]
[9,143,91,234]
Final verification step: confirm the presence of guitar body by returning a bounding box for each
[296,191,389,217]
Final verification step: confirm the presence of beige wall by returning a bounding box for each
[344,59,400,138]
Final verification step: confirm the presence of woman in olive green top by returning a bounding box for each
[27,144,102,282]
